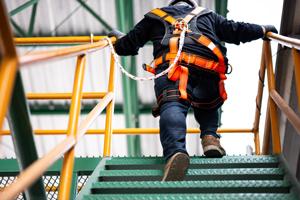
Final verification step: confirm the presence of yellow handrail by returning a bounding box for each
[0,1,19,132]
[264,40,281,154]
[292,49,300,109]
[58,54,86,200]
[0,128,254,135]
[0,93,114,200]
[267,32,300,50]
[26,92,106,99]
[260,33,300,154]
[19,37,116,66]
[0,3,118,197]
[14,36,107,45]
[103,54,116,156]
[252,42,267,155]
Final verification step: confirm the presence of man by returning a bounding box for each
[109,0,278,181]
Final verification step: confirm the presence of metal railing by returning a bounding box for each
[0,2,117,198]
[0,40,116,200]
[260,32,300,154]
[0,2,299,199]
[0,36,299,200]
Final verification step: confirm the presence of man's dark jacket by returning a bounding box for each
[114,4,264,65]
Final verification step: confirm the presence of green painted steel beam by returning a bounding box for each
[76,158,109,200]
[27,2,38,36]
[28,102,153,115]
[115,0,141,157]
[7,71,47,200]
[9,0,38,17]
[10,18,27,37]
[215,0,228,17]
[83,193,298,200]
[76,0,113,31]
[215,0,228,126]
[70,172,79,200]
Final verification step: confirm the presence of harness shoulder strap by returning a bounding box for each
[147,8,176,25]
[183,6,206,24]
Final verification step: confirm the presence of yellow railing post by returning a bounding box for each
[292,48,300,109]
[58,55,86,200]
[262,103,271,155]
[103,53,116,157]
[252,42,267,155]
[0,1,19,131]
[264,41,281,154]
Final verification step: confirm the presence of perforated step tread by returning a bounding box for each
[83,193,298,200]
[99,168,284,181]
[105,156,279,170]
[91,180,290,194]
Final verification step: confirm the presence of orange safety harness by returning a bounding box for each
[144,7,228,104]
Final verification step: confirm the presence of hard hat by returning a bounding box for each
[168,0,198,8]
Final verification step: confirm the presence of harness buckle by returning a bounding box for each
[174,18,189,31]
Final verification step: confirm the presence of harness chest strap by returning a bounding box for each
[167,36,189,100]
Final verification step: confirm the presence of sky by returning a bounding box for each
[219,0,284,155]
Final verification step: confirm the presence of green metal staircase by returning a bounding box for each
[77,155,300,200]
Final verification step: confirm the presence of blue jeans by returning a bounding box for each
[155,66,222,160]
[159,101,220,160]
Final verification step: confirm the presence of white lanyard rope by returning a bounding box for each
[105,27,187,81]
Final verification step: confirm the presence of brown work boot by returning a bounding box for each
[162,152,190,181]
[201,135,226,158]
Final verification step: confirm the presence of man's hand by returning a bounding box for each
[108,29,125,40]
[261,25,278,40]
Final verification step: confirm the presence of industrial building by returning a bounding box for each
[0,0,299,199]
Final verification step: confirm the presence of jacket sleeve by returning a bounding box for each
[114,17,152,56]
[214,13,264,45]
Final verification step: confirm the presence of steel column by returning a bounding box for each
[28,2,38,36]
[115,0,141,156]
[7,72,47,200]
[69,172,78,200]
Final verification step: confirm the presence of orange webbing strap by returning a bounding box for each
[154,52,222,73]
[143,64,156,74]
[219,74,228,100]
[179,66,189,99]
[183,7,206,23]
[167,37,180,81]
[150,8,176,25]
[197,35,226,72]
[165,36,189,100]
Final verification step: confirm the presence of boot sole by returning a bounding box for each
[162,153,190,181]
[203,145,226,158]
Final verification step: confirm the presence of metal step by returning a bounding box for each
[83,193,298,200]
[105,156,279,170]
[99,168,284,181]
[90,180,290,194]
